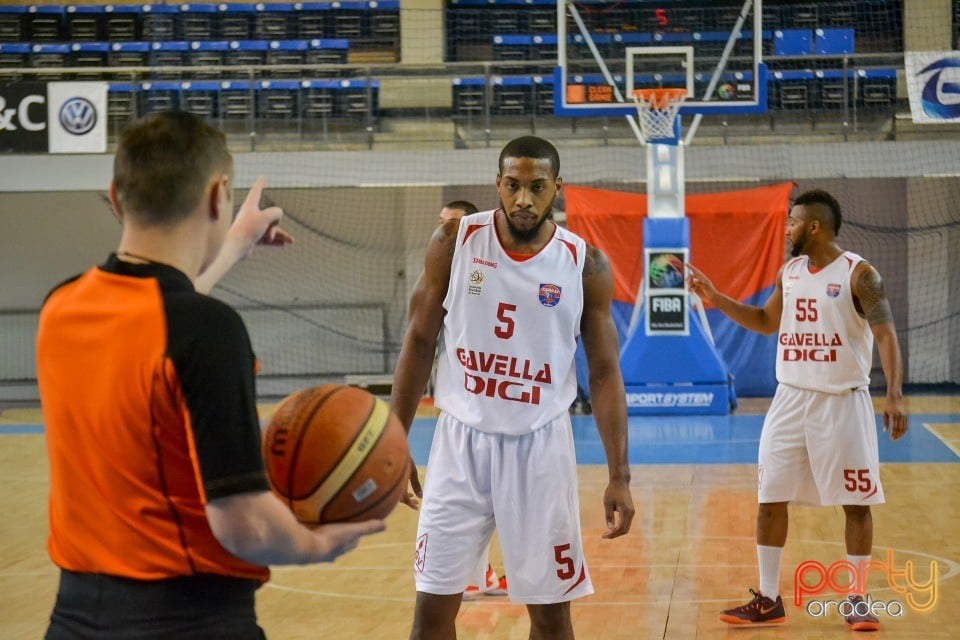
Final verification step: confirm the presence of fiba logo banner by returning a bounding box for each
[645,248,689,335]
[47,82,107,153]
[905,52,960,124]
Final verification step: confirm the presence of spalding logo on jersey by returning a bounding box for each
[539,283,562,307]
[826,283,841,298]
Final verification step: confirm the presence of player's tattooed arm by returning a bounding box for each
[855,265,894,326]
[431,219,458,258]
[583,245,611,280]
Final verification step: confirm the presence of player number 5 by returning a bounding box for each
[554,543,575,580]
[495,302,517,339]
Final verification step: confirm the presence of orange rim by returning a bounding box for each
[632,88,687,110]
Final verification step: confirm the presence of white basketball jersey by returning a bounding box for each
[776,251,873,393]
[434,210,585,435]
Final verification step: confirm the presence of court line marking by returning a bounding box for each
[923,422,960,459]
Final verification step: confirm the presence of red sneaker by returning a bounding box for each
[485,574,508,596]
[463,565,499,599]
[719,589,786,625]
[844,595,880,631]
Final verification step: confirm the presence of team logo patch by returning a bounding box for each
[414,534,428,572]
[468,270,483,295]
[538,283,561,307]
[826,283,841,298]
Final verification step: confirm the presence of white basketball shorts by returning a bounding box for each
[413,411,594,604]
[758,384,884,506]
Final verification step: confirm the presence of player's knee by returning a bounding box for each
[842,504,871,519]
[527,603,573,639]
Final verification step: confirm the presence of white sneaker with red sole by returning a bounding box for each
[463,565,509,598]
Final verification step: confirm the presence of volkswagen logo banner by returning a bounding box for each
[0,81,107,153]
[905,52,960,124]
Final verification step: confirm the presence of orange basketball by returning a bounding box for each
[262,384,410,524]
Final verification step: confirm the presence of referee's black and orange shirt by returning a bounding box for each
[37,254,270,583]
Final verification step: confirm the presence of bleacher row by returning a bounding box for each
[0,2,399,50]
[488,28,856,66]
[107,78,378,122]
[0,39,350,81]
[447,0,902,61]
[451,69,896,118]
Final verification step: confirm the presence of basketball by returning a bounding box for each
[262,384,410,524]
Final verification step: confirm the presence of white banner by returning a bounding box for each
[46,82,108,153]
[905,51,960,124]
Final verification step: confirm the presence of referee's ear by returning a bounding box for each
[107,181,123,223]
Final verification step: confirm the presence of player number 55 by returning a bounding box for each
[843,468,872,493]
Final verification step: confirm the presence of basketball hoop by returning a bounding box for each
[631,88,687,143]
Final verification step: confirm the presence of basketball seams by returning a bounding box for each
[314,395,391,520]
[281,385,340,507]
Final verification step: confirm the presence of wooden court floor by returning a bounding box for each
[1,395,958,639]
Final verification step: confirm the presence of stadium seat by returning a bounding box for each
[180,80,219,119]
[226,40,268,77]
[26,5,64,43]
[296,4,327,39]
[338,79,378,118]
[773,29,813,56]
[815,28,855,55]
[141,4,178,41]
[219,3,253,40]
[0,7,25,43]
[258,80,300,119]
[108,42,150,79]
[70,42,109,80]
[304,38,349,70]
[180,4,217,41]
[107,82,137,124]
[0,43,28,81]
[491,76,533,116]
[218,80,255,119]
[30,43,71,81]
[188,41,228,80]
[140,81,181,115]
[816,70,848,109]
[786,3,818,29]
[255,3,295,41]
[65,5,102,42]
[267,40,309,79]
[301,80,336,119]
[104,5,140,42]
[451,77,485,117]
[150,42,189,80]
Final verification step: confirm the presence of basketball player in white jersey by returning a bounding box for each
[391,136,635,639]
[686,189,907,631]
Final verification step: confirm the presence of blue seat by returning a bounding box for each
[815,28,854,55]
[104,5,140,41]
[27,5,64,42]
[142,4,178,41]
[773,29,812,56]
[30,43,71,80]
[451,77,485,116]
[108,42,149,79]
[188,40,228,79]
[218,80,255,119]
[218,3,254,40]
[140,81,181,115]
[107,82,137,124]
[180,4,217,41]
[226,40,268,75]
[0,42,29,80]
[255,3,296,40]
[70,42,110,79]
[304,38,349,69]
[65,5,103,41]
[180,80,220,119]
[0,6,26,43]
[258,79,300,118]
[150,41,189,79]
[267,40,309,78]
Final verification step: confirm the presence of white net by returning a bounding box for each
[632,89,687,143]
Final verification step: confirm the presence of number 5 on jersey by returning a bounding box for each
[495,302,517,339]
